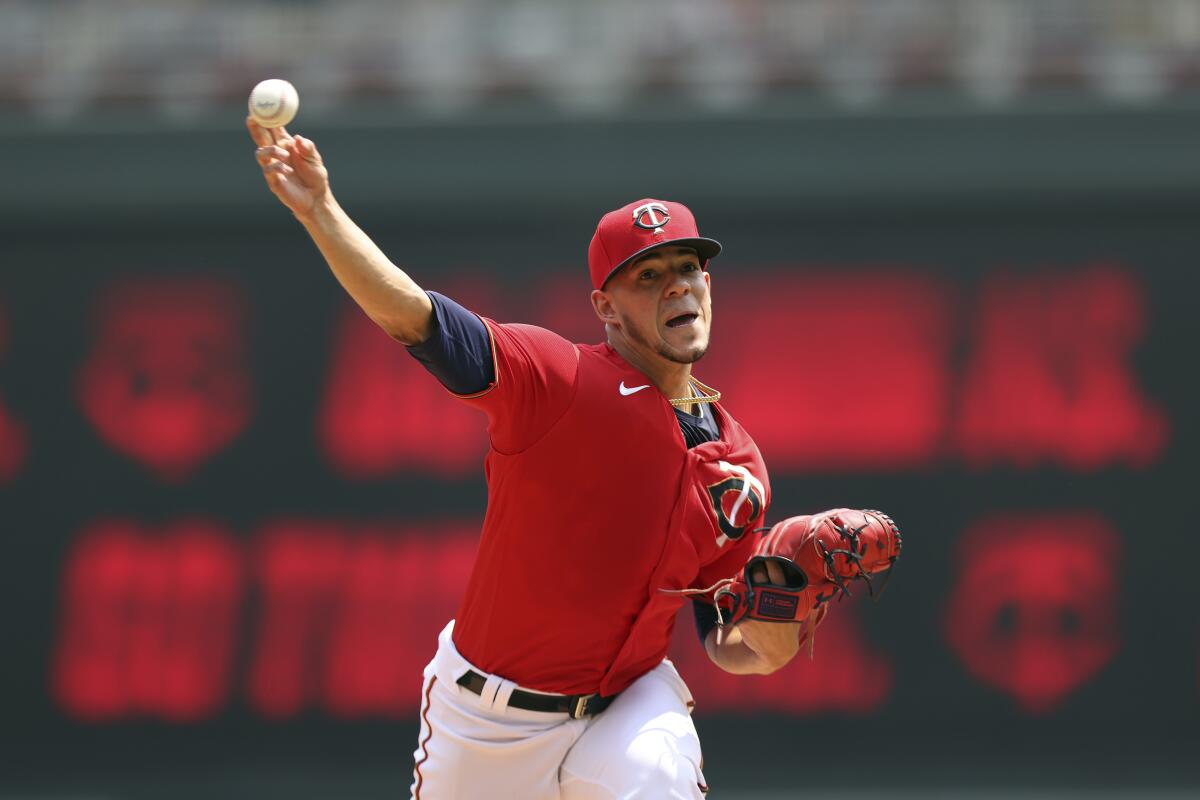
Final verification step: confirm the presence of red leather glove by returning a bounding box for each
[714,509,901,627]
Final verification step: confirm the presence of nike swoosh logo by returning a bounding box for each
[619,381,651,396]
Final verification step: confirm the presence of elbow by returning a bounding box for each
[372,291,435,345]
[376,314,433,346]
[387,326,428,346]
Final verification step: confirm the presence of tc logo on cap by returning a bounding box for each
[632,202,670,234]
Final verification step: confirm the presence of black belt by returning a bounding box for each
[455,669,616,719]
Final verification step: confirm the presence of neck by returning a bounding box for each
[606,329,693,402]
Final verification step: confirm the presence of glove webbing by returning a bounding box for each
[815,510,899,606]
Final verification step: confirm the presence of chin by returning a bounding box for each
[657,342,709,364]
[656,326,711,364]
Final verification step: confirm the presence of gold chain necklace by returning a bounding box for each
[667,376,722,408]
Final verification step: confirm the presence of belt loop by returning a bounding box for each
[491,678,517,712]
[479,674,503,709]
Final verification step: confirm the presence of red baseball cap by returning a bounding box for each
[587,198,722,290]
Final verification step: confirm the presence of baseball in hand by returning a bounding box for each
[248,79,299,128]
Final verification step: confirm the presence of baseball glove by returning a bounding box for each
[713,508,902,627]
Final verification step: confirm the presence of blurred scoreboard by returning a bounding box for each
[1,211,1197,769]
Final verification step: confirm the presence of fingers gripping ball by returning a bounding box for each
[248,79,299,128]
[714,509,902,626]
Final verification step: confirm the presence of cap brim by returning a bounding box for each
[600,237,723,288]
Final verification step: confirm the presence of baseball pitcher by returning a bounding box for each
[248,117,901,799]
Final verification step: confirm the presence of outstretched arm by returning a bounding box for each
[247,117,433,344]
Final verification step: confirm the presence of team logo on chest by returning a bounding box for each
[706,460,765,547]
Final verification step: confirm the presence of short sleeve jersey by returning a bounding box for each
[421,305,770,697]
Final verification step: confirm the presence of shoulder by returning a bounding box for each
[713,402,748,436]
[485,320,573,348]
[713,403,767,464]
[480,320,581,387]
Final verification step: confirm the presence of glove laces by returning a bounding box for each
[815,510,899,605]
[658,577,738,625]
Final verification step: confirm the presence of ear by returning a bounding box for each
[590,289,620,326]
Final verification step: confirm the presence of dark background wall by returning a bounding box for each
[2,101,1199,797]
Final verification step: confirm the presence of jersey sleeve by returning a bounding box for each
[406,291,495,395]
[691,531,761,606]
[461,319,580,454]
[405,292,580,453]
[688,530,761,644]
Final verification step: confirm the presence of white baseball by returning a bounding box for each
[248,79,299,128]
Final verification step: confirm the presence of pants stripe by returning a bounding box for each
[411,676,438,800]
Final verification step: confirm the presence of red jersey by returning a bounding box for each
[451,320,770,697]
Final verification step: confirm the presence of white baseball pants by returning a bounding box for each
[410,621,707,800]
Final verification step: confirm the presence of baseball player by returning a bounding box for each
[248,118,900,799]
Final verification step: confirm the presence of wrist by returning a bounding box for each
[295,191,339,229]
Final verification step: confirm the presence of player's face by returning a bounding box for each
[603,246,712,364]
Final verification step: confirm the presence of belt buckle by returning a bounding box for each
[569,693,596,719]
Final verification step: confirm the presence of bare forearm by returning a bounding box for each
[299,195,433,344]
[704,624,798,675]
[247,119,432,342]
[704,627,768,675]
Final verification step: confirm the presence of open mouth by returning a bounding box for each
[666,313,698,328]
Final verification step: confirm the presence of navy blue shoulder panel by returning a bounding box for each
[405,291,495,395]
